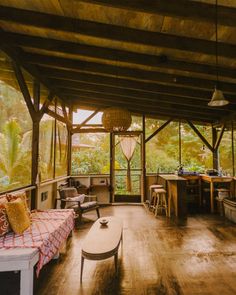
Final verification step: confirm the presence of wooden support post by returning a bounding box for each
[110,133,114,203]
[214,124,226,151]
[179,120,182,166]
[142,115,146,203]
[31,81,40,209]
[232,121,235,176]
[67,106,73,176]
[212,127,218,171]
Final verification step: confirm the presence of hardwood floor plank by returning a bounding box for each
[0,205,236,295]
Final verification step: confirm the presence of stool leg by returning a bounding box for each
[163,194,168,216]
[155,193,160,216]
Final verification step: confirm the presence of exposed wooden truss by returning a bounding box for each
[1,1,236,124]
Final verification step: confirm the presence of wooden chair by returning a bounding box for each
[58,187,100,223]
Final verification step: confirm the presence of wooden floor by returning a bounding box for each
[1,205,236,295]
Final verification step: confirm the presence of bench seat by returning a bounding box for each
[0,209,75,295]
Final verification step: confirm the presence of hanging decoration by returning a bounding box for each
[102,107,132,132]
[120,136,137,192]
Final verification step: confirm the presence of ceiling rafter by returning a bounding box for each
[2,31,236,80]
[81,0,236,27]
[1,5,236,59]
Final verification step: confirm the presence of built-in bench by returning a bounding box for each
[0,208,74,295]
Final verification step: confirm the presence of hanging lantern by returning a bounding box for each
[102,107,132,132]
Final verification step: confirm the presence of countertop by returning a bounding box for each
[159,174,186,181]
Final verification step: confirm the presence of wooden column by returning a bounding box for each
[67,106,73,176]
[109,133,114,203]
[31,81,40,209]
[142,115,146,203]
[212,127,218,170]
[179,120,182,166]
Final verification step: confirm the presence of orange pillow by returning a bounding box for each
[0,204,10,236]
[5,199,30,235]
[7,192,31,216]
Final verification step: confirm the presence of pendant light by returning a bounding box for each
[208,0,229,107]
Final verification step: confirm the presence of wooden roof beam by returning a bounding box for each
[50,79,236,109]
[67,94,221,121]
[3,31,236,80]
[36,65,236,96]
[71,98,215,124]
[60,88,228,113]
[81,0,236,27]
[60,89,226,118]
[1,6,236,58]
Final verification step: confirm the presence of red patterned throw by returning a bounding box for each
[0,204,10,236]
[0,209,74,276]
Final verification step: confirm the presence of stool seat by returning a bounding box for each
[154,188,166,193]
[150,184,163,189]
[149,185,163,209]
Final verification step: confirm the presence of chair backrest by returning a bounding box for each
[59,187,78,199]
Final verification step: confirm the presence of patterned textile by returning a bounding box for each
[0,204,10,236]
[0,209,74,276]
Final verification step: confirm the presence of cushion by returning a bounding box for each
[7,192,31,216]
[5,199,30,234]
[80,201,97,210]
[60,188,78,199]
[0,204,10,236]
[65,194,85,209]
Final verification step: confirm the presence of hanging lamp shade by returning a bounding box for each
[102,107,132,132]
[208,87,229,106]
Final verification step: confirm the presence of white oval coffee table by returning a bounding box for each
[80,216,123,282]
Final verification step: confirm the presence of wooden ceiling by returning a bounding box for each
[1,0,236,124]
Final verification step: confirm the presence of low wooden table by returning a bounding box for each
[80,216,123,282]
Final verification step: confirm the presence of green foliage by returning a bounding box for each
[0,119,31,191]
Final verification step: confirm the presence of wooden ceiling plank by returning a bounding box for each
[60,89,226,118]
[43,71,236,107]
[71,98,215,123]
[67,92,221,120]
[49,78,236,109]
[35,64,236,95]
[60,88,230,113]
[81,0,236,27]
[3,31,236,80]
[1,6,236,58]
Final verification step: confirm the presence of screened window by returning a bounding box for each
[39,114,55,181]
[181,123,212,173]
[219,129,233,176]
[0,67,32,192]
[55,121,68,177]
[146,119,179,173]
[71,133,110,175]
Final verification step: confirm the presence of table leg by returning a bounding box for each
[80,255,84,283]
[20,268,34,295]
[210,182,214,213]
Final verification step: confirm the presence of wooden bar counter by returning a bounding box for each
[158,174,187,218]
[200,174,234,213]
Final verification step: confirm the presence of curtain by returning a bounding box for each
[120,136,137,192]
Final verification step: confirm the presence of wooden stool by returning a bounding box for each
[154,188,168,216]
[149,185,163,210]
